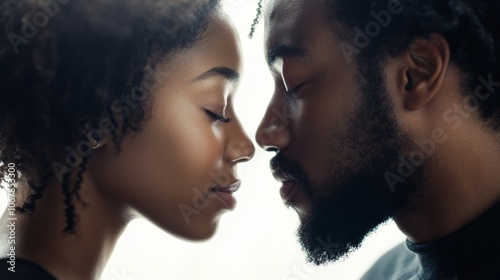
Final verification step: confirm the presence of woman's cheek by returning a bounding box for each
[90,91,226,225]
[167,117,223,176]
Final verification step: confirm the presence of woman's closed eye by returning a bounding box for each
[205,109,233,123]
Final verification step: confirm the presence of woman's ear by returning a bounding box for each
[82,123,109,150]
[395,34,451,111]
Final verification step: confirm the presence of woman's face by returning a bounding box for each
[88,14,255,240]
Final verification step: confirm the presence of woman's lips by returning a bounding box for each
[210,181,240,210]
[212,190,236,210]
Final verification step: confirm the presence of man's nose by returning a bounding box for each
[255,104,291,152]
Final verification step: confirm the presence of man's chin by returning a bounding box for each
[297,215,385,266]
[295,190,394,266]
[297,222,357,265]
[285,200,354,264]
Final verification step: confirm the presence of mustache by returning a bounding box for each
[270,153,313,196]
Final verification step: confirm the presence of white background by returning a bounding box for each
[0,1,406,279]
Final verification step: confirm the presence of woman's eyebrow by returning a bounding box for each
[194,67,240,83]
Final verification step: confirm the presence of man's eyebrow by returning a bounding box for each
[194,67,240,83]
[266,44,307,67]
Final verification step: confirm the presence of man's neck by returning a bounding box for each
[394,125,500,243]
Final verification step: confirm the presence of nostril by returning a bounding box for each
[266,147,279,153]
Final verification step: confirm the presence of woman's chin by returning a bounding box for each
[166,221,219,242]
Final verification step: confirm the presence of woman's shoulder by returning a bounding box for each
[0,257,57,280]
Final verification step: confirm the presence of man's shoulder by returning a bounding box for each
[360,242,420,280]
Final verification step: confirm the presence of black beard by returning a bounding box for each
[271,56,428,265]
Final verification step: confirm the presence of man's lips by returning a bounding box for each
[272,171,299,201]
[280,180,297,201]
[272,171,295,183]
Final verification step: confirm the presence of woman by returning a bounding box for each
[0,0,255,279]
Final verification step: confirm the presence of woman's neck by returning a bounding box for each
[0,177,132,280]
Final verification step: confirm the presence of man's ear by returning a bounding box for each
[395,34,451,111]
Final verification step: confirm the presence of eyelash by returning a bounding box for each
[284,84,302,98]
[205,109,232,124]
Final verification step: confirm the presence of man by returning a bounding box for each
[255,0,500,279]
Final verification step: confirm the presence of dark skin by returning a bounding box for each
[0,14,254,280]
[256,0,500,246]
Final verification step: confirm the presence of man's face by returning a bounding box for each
[256,0,426,264]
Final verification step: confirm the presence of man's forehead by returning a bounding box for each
[265,0,303,22]
[264,0,324,46]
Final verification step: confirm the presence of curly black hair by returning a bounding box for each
[327,0,500,130]
[0,0,220,234]
[249,0,262,38]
